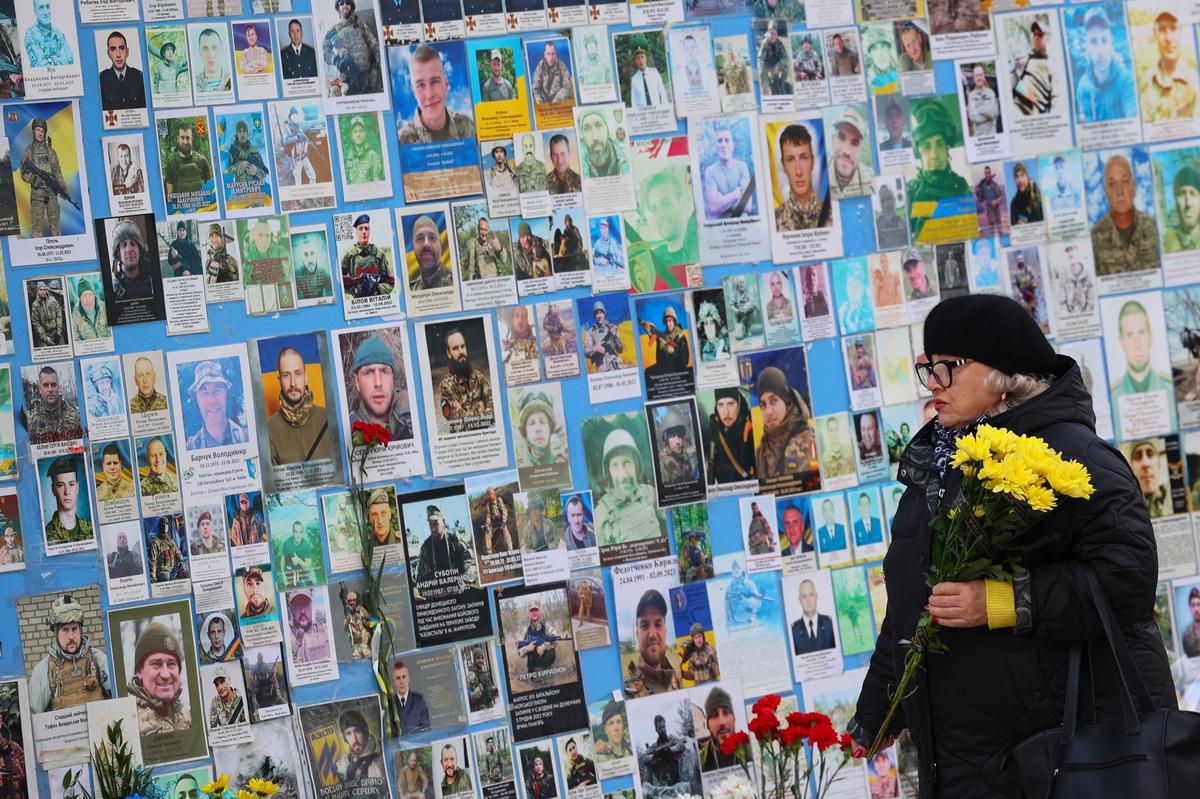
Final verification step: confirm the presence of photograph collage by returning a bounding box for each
[0,0,1198,797]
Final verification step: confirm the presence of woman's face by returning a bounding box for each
[760,391,790,432]
[921,353,1002,429]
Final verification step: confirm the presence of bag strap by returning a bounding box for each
[1083,567,1155,728]
[1061,644,1084,742]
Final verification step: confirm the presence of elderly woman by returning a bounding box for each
[849,295,1174,798]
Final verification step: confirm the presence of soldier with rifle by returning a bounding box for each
[20,117,77,237]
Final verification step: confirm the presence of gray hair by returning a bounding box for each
[983,370,1050,415]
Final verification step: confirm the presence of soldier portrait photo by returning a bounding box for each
[629,700,702,798]
[422,317,496,436]
[906,95,976,243]
[143,514,189,586]
[714,35,752,103]
[21,361,82,447]
[316,0,385,97]
[698,117,757,221]
[175,355,249,451]
[278,17,318,81]
[337,326,416,443]
[124,351,169,422]
[216,111,273,212]
[97,29,147,113]
[106,139,146,200]
[93,439,135,507]
[743,347,821,495]
[401,208,455,295]
[400,490,480,602]
[202,663,248,731]
[518,744,558,799]
[225,491,267,548]
[473,728,512,789]
[961,62,1002,137]
[21,589,111,715]
[647,400,706,508]
[157,114,217,216]
[1132,8,1200,126]
[391,41,478,147]
[197,609,238,663]
[527,37,575,114]
[338,211,395,301]
[136,435,180,500]
[509,385,569,485]
[24,278,68,352]
[581,411,668,551]
[766,118,832,233]
[99,213,166,326]
[11,102,83,240]
[236,564,278,623]
[37,452,94,553]
[241,644,290,722]
[1065,4,1139,126]
[496,585,580,692]
[298,697,388,797]
[69,275,111,347]
[1155,150,1200,253]
[1086,147,1161,276]
[190,25,233,99]
[109,601,206,763]
[1008,14,1058,116]
[453,202,513,283]
[336,113,387,189]
[396,745,435,799]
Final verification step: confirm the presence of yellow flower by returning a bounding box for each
[248,779,279,797]
[952,432,992,466]
[203,776,230,796]
[1044,459,1095,499]
[235,790,257,799]
[1025,484,1057,512]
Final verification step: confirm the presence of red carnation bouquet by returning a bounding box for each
[723,693,856,799]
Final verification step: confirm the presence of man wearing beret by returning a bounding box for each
[44,455,92,546]
[1090,153,1160,275]
[1164,165,1200,252]
[185,360,247,449]
[698,687,739,770]
[129,622,191,734]
[1011,18,1055,115]
[624,589,681,696]
[1139,11,1199,123]
[629,37,670,107]
[906,100,970,239]
[482,49,515,102]
[267,346,331,467]
[337,710,385,780]
[208,668,245,727]
[30,594,111,713]
[436,327,493,428]
[340,214,394,300]
[1074,7,1137,123]
[350,335,413,440]
[408,214,453,291]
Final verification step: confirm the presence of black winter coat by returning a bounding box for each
[850,356,1176,798]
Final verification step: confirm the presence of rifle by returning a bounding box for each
[20,157,80,211]
[516,632,573,652]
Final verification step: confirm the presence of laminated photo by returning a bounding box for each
[466,36,532,141]
[240,645,290,721]
[392,647,470,736]
[776,495,816,570]
[463,0,505,38]
[589,0,627,25]
[636,293,695,401]
[823,104,873,201]
[686,288,738,389]
[495,580,589,741]
[95,28,148,131]
[464,469,525,585]
[824,29,867,105]
[422,0,466,40]
[968,235,1004,294]
[763,113,843,263]
[581,411,668,565]
[713,34,754,114]
[95,214,167,327]
[100,520,147,605]
[738,346,820,497]
[329,574,417,663]
[23,276,70,362]
[646,398,707,508]
[696,387,756,496]
[1003,157,1045,245]
[186,23,234,106]
[955,59,1010,162]
[813,491,852,568]
[995,10,1073,157]
[588,698,634,781]
[567,568,608,643]
[6,100,96,266]
[1046,238,1102,341]
[196,608,240,665]
[845,334,884,410]
[536,299,581,380]
[558,733,600,799]
[706,555,791,697]
[185,502,229,581]
[513,131,550,217]
[815,412,857,491]
[481,138,520,218]
[33,453,91,554]
[450,200,517,310]
[415,315,509,476]
[211,717,306,798]
[333,111,392,202]
[1128,2,1200,143]
[332,323,426,482]
[1040,150,1088,240]
[1165,287,1200,429]
[543,129,584,214]
[123,350,171,438]
[269,99,336,213]
[237,214,295,315]
[390,41,482,202]
[1118,434,1188,523]
[231,19,275,101]
[15,0,82,99]
[586,214,628,293]
[1151,144,1200,286]
[101,134,152,216]
[690,112,770,266]
[1085,146,1162,294]
[319,490,362,575]
[215,105,275,217]
[398,485,494,648]
[136,435,182,519]
[146,25,191,108]
[573,104,634,214]
[848,485,887,561]
[668,26,719,118]
[509,213,555,295]
[289,224,335,308]
[1064,2,1142,150]
[795,262,836,340]
[155,109,219,220]
[277,16,321,99]
[398,202,462,318]
[671,503,713,582]
[334,209,401,320]
[627,692,701,797]
[739,495,781,573]
[199,662,252,746]
[167,343,259,499]
[527,36,577,129]
[282,587,339,687]
[267,490,324,590]
[573,26,617,104]
[1100,291,1177,439]
[832,256,875,335]
[763,269,803,345]
[874,95,914,174]
[614,30,675,136]
[935,241,969,299]
[926,0,993,61]
[434,736,476,799]
[904,94,979,245]
[236,564,283,649]
[550,207,589,290]
[875,326,919,405]
[107,598,207,765]
[969,162,1009,238]
[515,488,568,585]
[508,382,570,490]
[460,644,504,726]
[379,0,420,44]
[625,136,702,294]
[1005,245,1053,337]
[862,21,899,96]
[92,437,135,524]
[312,0,390,115]
[546,0,587,27]
[900,244,940,321]
[21,359,82,455]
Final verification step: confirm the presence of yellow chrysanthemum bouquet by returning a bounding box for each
[200,774,280,799]
[867,424,1095,757]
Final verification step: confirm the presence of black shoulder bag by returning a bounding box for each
[1004,568,1200,798]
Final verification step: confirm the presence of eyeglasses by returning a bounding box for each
[914,358,970,389]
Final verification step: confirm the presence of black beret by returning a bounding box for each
[923,295,1056,377]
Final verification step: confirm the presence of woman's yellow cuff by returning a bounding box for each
[985,579,1017,629]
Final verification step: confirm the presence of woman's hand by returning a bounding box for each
[927,580,988,628]
[850,733,896,758]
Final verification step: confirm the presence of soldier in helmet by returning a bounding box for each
[594,428,664,545]
[109,218,156,301]
[163,121,214,198]
[204,223,239,285]
[129,622,191,733]
[208,668,245,728]
[43,456,92,546]
[19,116,67,237]
[342,590,372,659]
[323,0,382,95]
[337,710,385,781]
[29,594,111,714]
[436,327,493,427]
[226,120,269,183]
[515,390,558,467]
[680,623,720,684]
[583,301,625,373]
[29,281,66,348]
[657,410,697,484]
[340,213,395,298]
[26,365,82,445]
[641,305,690,378]
[906,101,970,240]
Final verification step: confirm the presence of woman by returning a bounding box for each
[849,295,1174,798]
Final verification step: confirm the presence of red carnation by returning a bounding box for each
[752,694,782,716]
[720,730,750,756]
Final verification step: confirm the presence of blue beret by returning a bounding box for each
[354,214,370,227]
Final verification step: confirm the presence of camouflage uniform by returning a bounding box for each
[97,476,135,501]
[966,85,1000,135]
[481,76,515,101]
[340,242,395,297]
[209,686,246,726]
[149,532,185,582]
[140,469,178,497]
[583,316,625,372]
[130,682,190,733]
[24,22,73,67]
[1164,219,1200,253]
[29,596,111,714]
[27,398,81,443]
[532,58,572,104]
[682,639,720,683]
[1139,65,1199,123]
[396,110,476,145]
[322,10,382,95]
[514,155,546,193]
[342,140,385,183]
[163,145,214,195]
[205,241,240,284]
[775,192,829,231]
[130,391,168,414]
[505,328,538,363]
[20,126,66,236]
[1090,211,1161,275]
[595,430,662,544]
[623,653,681,697]
[30,291,66,346]
[722,59,750,94]
[345,603,373,659]
[410,262,453,291]
[1011,50,1054,115]
[513,239,547,281]
[229,508,266,547]
[227,132,269,182]
[437,369,493,421]
[548,168,582,195]
[482,495,512,553]
[460,235,509,281]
